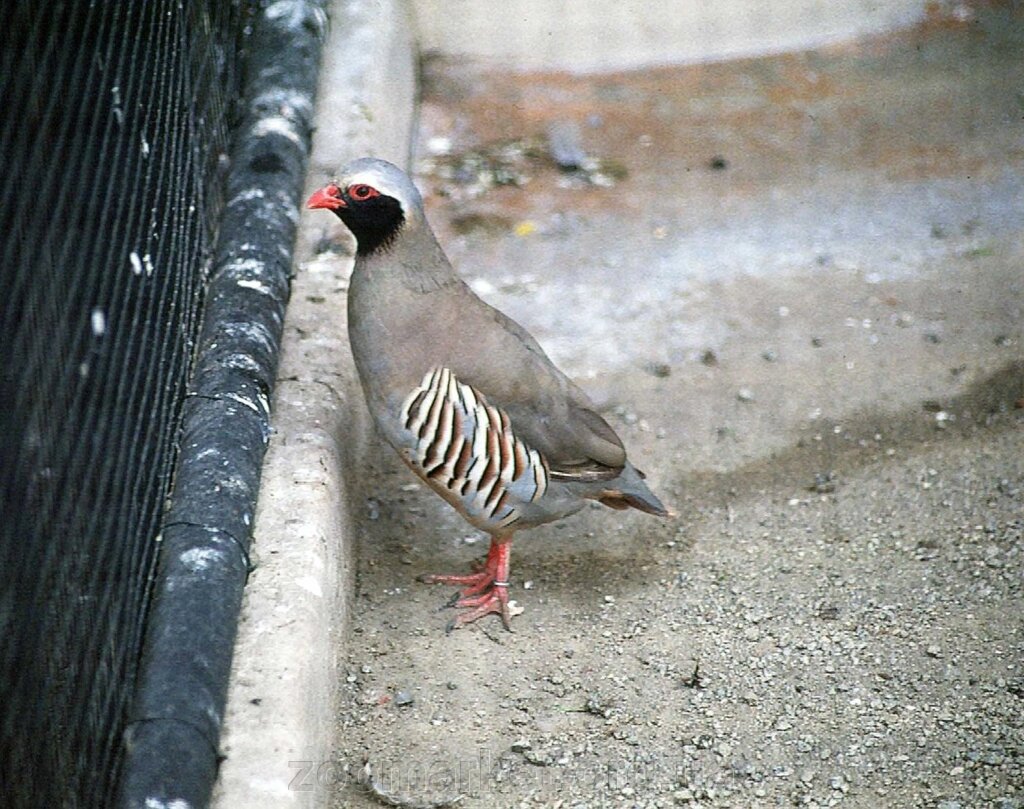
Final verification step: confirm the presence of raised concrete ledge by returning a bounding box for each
[211,1,416,806]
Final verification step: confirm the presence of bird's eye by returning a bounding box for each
[349,184,379,201]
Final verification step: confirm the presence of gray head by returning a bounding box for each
[306,158,425,256]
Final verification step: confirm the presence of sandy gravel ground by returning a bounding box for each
[314,12,1023,808]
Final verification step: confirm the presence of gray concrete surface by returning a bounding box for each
[327,9,1024,809]
[410,0,935,72]
[211,1,415,805]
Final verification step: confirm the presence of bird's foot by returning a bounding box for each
[445,582,512,633]
[417,537,515,631]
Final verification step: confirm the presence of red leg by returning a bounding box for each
[417,536,515,631]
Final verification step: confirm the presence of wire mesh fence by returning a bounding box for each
[0,2,253,805]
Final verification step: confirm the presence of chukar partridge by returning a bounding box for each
[307,158,670,631]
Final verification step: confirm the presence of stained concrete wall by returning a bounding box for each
[411,0,932,71]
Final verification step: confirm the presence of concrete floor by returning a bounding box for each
[325,10,1023,809]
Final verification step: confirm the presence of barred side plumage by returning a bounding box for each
[399,367,549,528]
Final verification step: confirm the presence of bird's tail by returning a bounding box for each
[595,462,675,518]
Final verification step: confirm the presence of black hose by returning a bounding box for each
[118,2,327,805]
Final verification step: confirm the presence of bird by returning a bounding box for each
[307,157,671,631]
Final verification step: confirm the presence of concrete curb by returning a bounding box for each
[211,1,416,806]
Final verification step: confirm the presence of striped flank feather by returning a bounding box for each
[399,367,549,528]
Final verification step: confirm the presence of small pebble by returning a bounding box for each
[394,690,414,707]
[737,388,755,403]
[585,696,612,718]
[547,121,588,170]
[810,472,837,494]
[426,135,452,156]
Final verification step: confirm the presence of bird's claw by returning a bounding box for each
[421,539,515,632]
[444,589,513,633]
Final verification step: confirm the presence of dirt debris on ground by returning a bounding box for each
[322,12,1024,809]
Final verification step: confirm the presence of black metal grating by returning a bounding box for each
[0,2,252,805]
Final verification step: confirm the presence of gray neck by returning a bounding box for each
[356,220,457,293]
[346,221,465,415]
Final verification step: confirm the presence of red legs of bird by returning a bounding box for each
[417,535,514,632]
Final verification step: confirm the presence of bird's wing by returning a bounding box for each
[442,286,628,481]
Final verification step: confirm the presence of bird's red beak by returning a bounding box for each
[306,184,346,210]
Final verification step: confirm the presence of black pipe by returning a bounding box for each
[119,2,328,805]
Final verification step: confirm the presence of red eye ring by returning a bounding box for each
[348,183,380,201]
